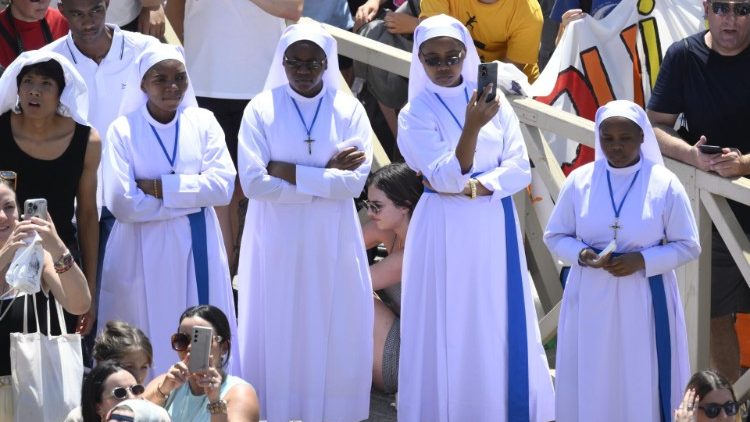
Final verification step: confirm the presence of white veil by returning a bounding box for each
[594,100,664,166]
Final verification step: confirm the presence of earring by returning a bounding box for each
[12,97,21,114]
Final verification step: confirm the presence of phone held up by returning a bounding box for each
[23,198,47,220]
[477,62,498,103]
[187,326,214,374]
[699,144,723,154]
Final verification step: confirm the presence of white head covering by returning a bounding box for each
[118,43,198,116]
[106,399,171,422]
[0,50,89,125]
[594,100,664,166]
[408,14,481,101]
[263,22,341,92]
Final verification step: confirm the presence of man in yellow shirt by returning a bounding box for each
[421,0,543,82]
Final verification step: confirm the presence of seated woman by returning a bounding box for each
[100,43,238,376]
[362,162,422,393]
[674,369,741,422]
[0,175,91,420]
[80,360,145,422]
[66,320,154,421]
[144,305,259,422]
[0,50,100,333]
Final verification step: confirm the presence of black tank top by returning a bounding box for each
[0,111,91,247]
[0,291,63,376]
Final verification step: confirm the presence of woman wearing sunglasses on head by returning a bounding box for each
[80,360,145,422]
[143,305,259,422]
[396,14,555,422]
[674,369,742,421]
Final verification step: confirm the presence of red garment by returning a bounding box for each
[0,7,68,68]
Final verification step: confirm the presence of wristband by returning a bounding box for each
[54,251,74,274]
[156,382,169,400]
[469,178,477,199]
[207,399,227,415]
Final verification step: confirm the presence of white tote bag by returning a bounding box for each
[9,294,83,422]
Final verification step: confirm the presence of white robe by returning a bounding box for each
[100,106,239,377]
[544,159,700,422]
[396,80,556,422]
[237,85,374,422]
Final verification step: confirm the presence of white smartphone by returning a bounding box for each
[187,326,213,373]
[597,239,617,259]
[23,198,47,220]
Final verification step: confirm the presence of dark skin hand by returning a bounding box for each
[579,248,645,277]
[136,179,163,199]
[267,147,367,185]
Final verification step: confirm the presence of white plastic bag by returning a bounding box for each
[494,60,532,97]
[5,232,43,295]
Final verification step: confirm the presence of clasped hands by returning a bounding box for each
[692,136,748,178]
[578,248,645,277]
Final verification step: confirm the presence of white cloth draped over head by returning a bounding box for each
[263,21,341,92]
[0,50,89,125]
[594,100,664,166]
[408,14,481,101]
[107,399,171,422]
[118,43,198,116]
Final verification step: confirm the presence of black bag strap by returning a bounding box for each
[407,0,418,16]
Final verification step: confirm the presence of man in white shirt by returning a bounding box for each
[44,0,160,336]
[166,0,302,277]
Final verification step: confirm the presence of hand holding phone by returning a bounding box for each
[698,144,723,154]
[477,62,498,103]
[23,198,47,220]
[187,326,213,374]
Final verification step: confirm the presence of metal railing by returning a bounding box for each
[321,22,750,398]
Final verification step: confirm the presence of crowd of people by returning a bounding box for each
[0,0,747,421]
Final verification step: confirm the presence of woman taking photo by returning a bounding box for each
[674,369,741,422]
[0,176,91,420]
[396,14,555,422]
[237,22,374,422]
[0,50,100,334]
[144,305,259,422]
[544,100,700,421]
[100,43,238,376]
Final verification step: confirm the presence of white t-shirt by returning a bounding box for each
[106,0,142,27]
[183,0,285,99]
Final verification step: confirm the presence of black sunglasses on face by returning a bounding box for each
[698,400,739,418]
[283,57,326,71]
[420,51,465,68]
[109,384,145,400]
[710,1,750,16]
[171,332,223,352]
[361,200,382,214]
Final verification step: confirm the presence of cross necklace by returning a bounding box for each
[290,96,324,155]
[605,168,640,241]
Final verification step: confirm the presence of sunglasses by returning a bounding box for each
[361,199,382,214]
[698,400,739,418]
[283,57,326,71]
[108,384,145,400]
[420,51,465,68]
[171,332,223,352]
[709,1,750,16]
[0,170,16,190]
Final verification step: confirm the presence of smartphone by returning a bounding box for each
[597,239,617,259]
[187,326,213,373]
[477,62,498,103]
[23,198,47,220]
[699,144,723,154]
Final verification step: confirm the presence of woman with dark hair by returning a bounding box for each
[0,50,100,334]
[362,162,422,393]
[80,360,144,422]
[674,369,741,422]
[144,305,259,422]
[0,176,91,420]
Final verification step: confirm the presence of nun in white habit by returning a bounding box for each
[396,14,555,422]
[99,43,238,377]
[237,22,374,422]
[544,100,700,422]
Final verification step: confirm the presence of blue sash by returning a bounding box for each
[423,181,530,421]
[187,208,209,304]
[587,249,671,422]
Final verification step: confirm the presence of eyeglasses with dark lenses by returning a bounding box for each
[420,51,465,68]
[110,384,145,400]
[699,401,739,418]
[171,332,223,352]
[0,170,17,190]
[362,200,382,214]
[710,1,750,16]
[283,57,326,71]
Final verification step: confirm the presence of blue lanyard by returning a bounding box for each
[149,119,179,171]
[434,87,469,130]
[606,168,640,239]
[291,96,324,154]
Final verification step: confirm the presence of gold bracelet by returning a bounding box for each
[469,178,477,199]
[156,382,169,400]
